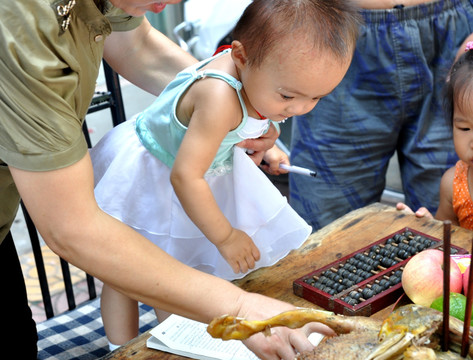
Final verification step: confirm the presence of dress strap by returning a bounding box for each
[194,66,248,121]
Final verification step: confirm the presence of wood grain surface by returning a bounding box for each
[101,202,473,359]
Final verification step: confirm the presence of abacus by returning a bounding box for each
[293,227,468,316]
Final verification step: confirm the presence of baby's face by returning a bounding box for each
[239,41,351,122]
[110,0,182,16]
[453,98,473,166]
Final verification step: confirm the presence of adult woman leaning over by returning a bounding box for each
[0,1,331,359]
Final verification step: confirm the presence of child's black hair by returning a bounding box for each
[232,0,362,67]
[444,50,473,124]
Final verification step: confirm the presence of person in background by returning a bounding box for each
[397,38,473,230]
[289,0,473,231]
[0,1,333,359]
[90,0,362,351]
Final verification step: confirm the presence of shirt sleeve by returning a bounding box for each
[0,1,89,171]
[106,7,144,32]
[0,0,142,171]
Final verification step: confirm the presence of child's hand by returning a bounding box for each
[396,202,434,218]
[260,145,289,176]
[216,228,261,274]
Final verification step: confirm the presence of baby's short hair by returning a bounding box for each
[444,50,473,123]
[232,0,362,67]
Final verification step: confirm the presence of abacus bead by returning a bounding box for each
[372,284,383,294]
[355,253,364,261]
[362,288,374,298]
[379,279,389,288]
[337,268,347,277]
[347,298,358,306]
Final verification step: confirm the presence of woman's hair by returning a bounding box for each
[444,50,473,124]
[232,0,362,67]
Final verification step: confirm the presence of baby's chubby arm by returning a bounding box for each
[171,77,260,274]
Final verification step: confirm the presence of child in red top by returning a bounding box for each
[397,40,473,230]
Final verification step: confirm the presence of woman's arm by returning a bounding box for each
[11,152,334,360]
[104,18,197,96]
[11,153,237,320]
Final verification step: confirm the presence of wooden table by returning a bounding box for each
[101,202,473,359]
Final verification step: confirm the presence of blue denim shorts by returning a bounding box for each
[289,0,473,230]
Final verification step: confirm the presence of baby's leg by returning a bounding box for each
[101,283,139,349]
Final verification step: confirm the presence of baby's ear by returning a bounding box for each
[231,40,248,68]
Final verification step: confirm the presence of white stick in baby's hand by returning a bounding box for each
[279,164,317,177]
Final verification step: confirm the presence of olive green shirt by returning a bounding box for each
[0,0,143,243]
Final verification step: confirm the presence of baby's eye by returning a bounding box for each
[459,127,471,131]
[280,94,293,100]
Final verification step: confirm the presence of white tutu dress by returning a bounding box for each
[90,50,311,280]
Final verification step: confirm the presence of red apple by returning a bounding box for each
[464,265,470,295]
[402,249,463,307]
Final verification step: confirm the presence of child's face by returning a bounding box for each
[453,99,473,166]
[236,41,351,122]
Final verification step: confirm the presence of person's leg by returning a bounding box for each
[101,283,139,350]
[0,232,38,359]
[290,9,404,230]
[398,0,473,214]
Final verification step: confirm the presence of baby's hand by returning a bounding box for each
[396,202,434,218]
[217,228,261,274]
[260,145,289,176]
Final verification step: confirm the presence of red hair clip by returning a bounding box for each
[465,41,473,52]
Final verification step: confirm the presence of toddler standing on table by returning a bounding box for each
[397,40,473,230]
[90,0,361,350]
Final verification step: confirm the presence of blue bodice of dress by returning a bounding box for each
[135,49,273,175]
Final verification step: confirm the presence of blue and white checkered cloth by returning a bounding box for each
[37,298,157,359]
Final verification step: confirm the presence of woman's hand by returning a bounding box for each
[236,293,336,360]
[238,123,279,165]
[260,145,289,176]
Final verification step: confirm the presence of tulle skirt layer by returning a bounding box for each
[90,119,311,280]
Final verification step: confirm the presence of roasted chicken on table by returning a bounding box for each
[207,304,473,359]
